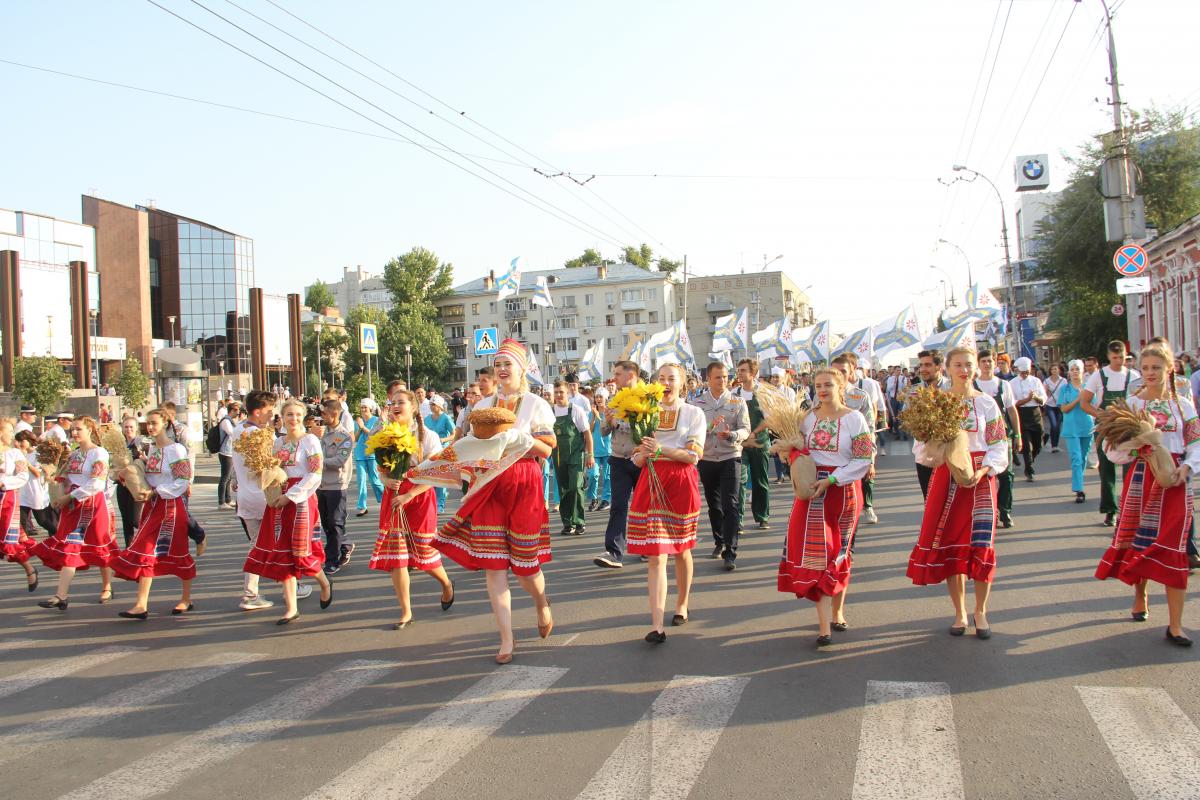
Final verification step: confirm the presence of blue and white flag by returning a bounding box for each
[578,339,606,383]
[527,346,544,387]
[872,305,922,358]
[941,284,1004,328]
[920,322,976,351]
[751,317,795,359]
[711,307,750,353]
[794,320,831,363]
[831,326,874,363]
[496,256,521,301]
[628,338,648,372]
[709,350,734,368]
[646,320,696,369]
[531,275,553,308]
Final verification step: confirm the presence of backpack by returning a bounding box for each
[205,422,223,454]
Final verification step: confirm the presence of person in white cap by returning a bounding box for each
[770,367,796,402]
[43,413,72,445]
[422,393,455,513]
[16,406,37,436]
[1008,357,1046,481]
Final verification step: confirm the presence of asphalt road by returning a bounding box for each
[2,441,1197,800]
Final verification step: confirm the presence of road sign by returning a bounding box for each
[1113,243,1148,276]
[1116,276,1150,295]
[359,323,378,354]
[1112,304,1125,316]
[474,327,498,356]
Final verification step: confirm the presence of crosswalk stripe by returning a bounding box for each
[304,664,567,800]
[575,674,750,800]
[1077,685,1200,800]
[58,658,397,800]
[0,652,264,766]
[851,680,964,800]
[0,646,144,701]
[0,638,35,652]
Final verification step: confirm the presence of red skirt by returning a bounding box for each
[111,495,196,581]
[1,491,35,564]
[31,492,117,571]
[627,459,700,556]
[369,481,442,572]
[243,478,326,581]
[777,465,860,601]
[907,452,997,585]
[435,458,550,576]
[1096,454,1191,589]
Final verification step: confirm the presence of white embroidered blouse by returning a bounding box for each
[1104,395,1200,474]
[913,394,1009,476]
[800,410,875,485]
[142,442,192,499]
[474,391,556,441]
[65,446,110,501]
[274,433,323,503]
[1,447,29,492]
[649,401,706,453]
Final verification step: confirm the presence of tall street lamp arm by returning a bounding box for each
[950,164,1017,356]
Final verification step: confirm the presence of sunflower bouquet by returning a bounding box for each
[100,424,151,502]
[233,426,288,504]
[35,439,71,508]
[608,381,666,444]
[1096,400,1177,486]
[900,386,974,486]
[365,421,420,479]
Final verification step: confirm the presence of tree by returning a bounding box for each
[622,244,655,269]
[302,326,350,390]
[343,305,395,380]
[382,247,454,311]
[305,280,337,311]
[381,247,454,386]
[343,372,387,413]
[392,307,451,389]
[656,256,682,275]
[114,355,152,412]
[564,248,604,269]
[13,356,73,417]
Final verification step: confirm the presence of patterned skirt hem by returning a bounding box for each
[243,547,326,581]
[1096,544,1189,590]
[30,539,116,571]
[433,531,550,576]
[2,539,35,564]
[906,544,996,585]
[111,553,196,581]
[777,558,851,601]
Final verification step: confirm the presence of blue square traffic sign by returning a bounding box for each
[474,327,499,356]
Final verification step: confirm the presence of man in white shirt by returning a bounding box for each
[15,405,36,436]
[1009,357,1047,481]
[976,350,1021,528]
[1080,340,1141,526]
[770,367,797,403]
[564,372,593,419]
[885,366,909,439]
[43,412,71,444]
[848,354,888,456]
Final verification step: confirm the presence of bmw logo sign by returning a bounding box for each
[1022,159,1045,181]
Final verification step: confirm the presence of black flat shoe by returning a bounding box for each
[441,582,455,612]
[973,614,991,639]
[171,603,195,616]
[671,614,688,626]
[119,610,149,620]
[319,582,333,610]
[831,621,849,632]
[1131,611,1148,622]
[644,630,666,644]
[38,596,68,610]
[1165,629,1193,647]
[356,509,368,517]
[276,613,300,625]
[97,589,114,604]
[27,568,39,592]
[816,635,833,647]
[1075,492,1086,504]
[1103,513,1115,527]
[949,625,966,636]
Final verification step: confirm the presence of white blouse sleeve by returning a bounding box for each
[529,396,556,440]
[687,405,707,455]
[1178,398,1200,475]
[979,396,1010,476]
[156,444,192,499]
[71,448,110,501]
[422,427,443,460]
[285,435,323,502]
[1,449,29,491]
[830,413,873,485]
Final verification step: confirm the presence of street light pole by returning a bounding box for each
[929,265,957,308]
[167,315,177,349]
[313,323,323,394]
[404,344,412,388]
[936,238,974,287]
[952,164,1017,356]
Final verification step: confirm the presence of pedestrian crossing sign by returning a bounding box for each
[474,327,499,356]
[359,323,378,354]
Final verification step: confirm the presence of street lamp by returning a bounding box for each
[167,315,177,349]
[929,265,957,307]
[404,344,412,387]
[936,238,974,287]
[313,322,323,393]
[950,164,1017,355]
[760,253,784,272]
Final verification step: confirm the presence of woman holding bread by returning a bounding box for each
[435,338,556,664]
[906,347,1008,639]
[1094,342,1199,647]
[370,389,456,628]
[776,368,874,647]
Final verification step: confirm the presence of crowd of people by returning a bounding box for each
[2,335,1196,661]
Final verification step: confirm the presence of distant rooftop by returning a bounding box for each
[450,262,676,296]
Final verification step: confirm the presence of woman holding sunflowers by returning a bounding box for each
[625,363,706,644]
[369,389,455,629]
[435,339,556,665]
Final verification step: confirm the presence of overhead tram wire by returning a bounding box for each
[144,0,631,249]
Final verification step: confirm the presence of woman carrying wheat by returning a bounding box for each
[905,347,1008,639]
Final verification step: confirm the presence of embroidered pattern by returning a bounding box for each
[1144,399,1177,432]
[306,453,322,473]
[808,417,840,453]
[145,448,163,474]
[1185,416,1200,447]
[658,409,680,432]
[275,440,298,466]
[170,458,193,480]
[850,431,874,460]
[89,459,107,479]
[985,415,1006,445]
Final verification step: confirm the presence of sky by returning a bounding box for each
[5,0,1199,340]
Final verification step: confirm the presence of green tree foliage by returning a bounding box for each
[343,372,387,412]
[13,356,73,417]
[382,247,454,310]
[302,326,350,390]
[114,355,152,411]
[377,246,454,387]
[1131,108,1200,232]
[656,256,682,275]
[564,248,603,269]
[342,305,393,380]
[305,280,337,311]
[392,307,451,389]
[622,244,655,269]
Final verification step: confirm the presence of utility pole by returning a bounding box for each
[1101,0,1135,246]
[681,254,688,325]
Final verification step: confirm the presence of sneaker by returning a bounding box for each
[1103,513,1115,527]
[560,526,573,537]
[593,552,623,568]
[863,507,878,524]
[757,519,770,529]
[239,595,274,611]
[586,500,598,512]
[338,542,355,568]
[878,446,888,457]
[296,583,313,600]
[572,525,586,536]
[711,544,723,559]
[597,501,611,511]
[1075,491,1086,504]
[723,557,736,572]
[323,563,341,576]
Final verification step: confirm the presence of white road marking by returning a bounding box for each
[1077,685,1200,800]
[58,659,397,800]
[305,664,567,800]
[575,674,750,800]
[0,646,143,701]
[0,652,263,766]
[851,680,965,800]
[0,638,35,652]
[559,632,581,646]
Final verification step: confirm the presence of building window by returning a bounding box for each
[559,316,577,329]
[530,319,538,332]
[624,312,643,324]
[513,321,523,337]
[505,297,524,311]
[562,295,576,307]
[489,302,496,313]
[605,292,614,305]
[648,311,659,324]
[585,316,595,327]
[585,294,593,306]
[648,287,658,299]
[560,338,578,351]
[532,343,540,355]
[450,325,464,339]
[607,337,616,349]
[587,338,596,348]
[605,314,615,326]
[471,303,480,315]
[621,288,643,302]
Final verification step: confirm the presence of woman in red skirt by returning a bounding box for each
[628,363,706,644]
[1095,343,1199,647]
[371,389,455,629]
[777,368,874,647]
[1,420,38,591]
[244,399,333,625]
[33,415,117,609]
[435,338,555,664]
[111,409,196,619]
[906,346,1009,639]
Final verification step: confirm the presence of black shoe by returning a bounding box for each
[672,614,688,626]
[586,500,598,512]
[723,558,736,572]
[572,525,586,536]
[949,625,966,636]
[1075,492,1086,504]
[597,501,610,511]
[757,520,770,529]
[593,553,623,569]
[1103,513,1115,527]
[38,596,68,610]
[393,619,414,629]
[816,635,833,647]
[171,603,194,616]
[118,610,149,620]
[973,613,991,639]
[441,581,455,611]
[711,544,723,559]
[1025,473,1034,482]
[1131,611,1148,622]
[319,582,333,610]
[323,563,341,576]
[644,630,666,644]
[831,621,848,632]
[338,543,355,568]
[1165,629,1193,647]
[560,526,573,537]
[27,568,38,593]
[999,516,1013,529]
[276,612,300,625]
[356,509,368,517]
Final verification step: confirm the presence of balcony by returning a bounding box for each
[706,300,733,313]
[555,328,580,339]
[454,357,467,367]
[558,349,580,360]
[504,308,527,320]
[621,323,647,337]
[620,299,646,311]
[439,307,465,322]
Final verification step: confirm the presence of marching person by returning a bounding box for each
[243,398,333,625]
[111,409,196,619]
[832,355,879,525]
[370,389,455,628]
[587,392,612,512]
[1,420,38,591]
[15,430,57,536]
[114,416,145,546]
[43,412,71,445]
[552,379,594,536]
[31,415,118,609]
[423,394,456,514]
[777,368,874,646]
[1095,343,1198,646]
[1080,340,1141,526]
[1043,363,1066,453]
[15,405,37,436]
[693,361,750,571]
[733,358,771,530]
[594,360,642,569]
[216,401,238,509]
[1009,357,1046,481]
[316,398,355,574]
[628,362,706,643]
[434,339,555,664]
[976,350,1021,528]
[353,397,385,518]
[1057,359,1094,504]
[907,347,1009,639]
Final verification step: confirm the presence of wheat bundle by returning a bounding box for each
[35,439,71,507]
[900,387,975,486]
[754,384,819,499]
[1095,401,1178,486]
[233,426,287,503]
[99,425,152,501]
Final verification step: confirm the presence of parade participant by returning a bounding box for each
[693,361,750,571]
[234,391,286,610]
[216,401,238,508]
[1,420,38,591]
[1058,360,1094,504]
[594,360,642,569]
[907,350,951,499]
[564,372,593,419]
[733,358,771,529]
[434,339,555,664]
[907,347,1008,639]
[1081,340,1141,526]
[370,389,455,628]
[976,350,1021,528]
[32,415,117,609]
[15,431,56,536]
[243,398,334,625]
[453,383,483,441]
[1043,364,1065,453]
[886,366,909,439]
[628,362,706,642]
[423,394,456,514]
[113,416,145,546]
[111,409,196,619]
[352,397,385,518]
[995,354,1016,382]
[16,405,37,436]
[316,399,355,574]
[552,380,594,536]
[832,355,879,525]
[43,412,72,445]
[1095,344,1198,646]
[846,353,888,456]
[1009,357,1046,481]
[586,392,612,512]
[777,368,874,646]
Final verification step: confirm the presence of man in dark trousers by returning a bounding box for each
[692,361,750,571]
[594,360,641,569]
[733,358,770,529]
[905,350,950,499]
[1008,357,1046,481]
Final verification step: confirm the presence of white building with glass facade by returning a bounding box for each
[311,265,392,315]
